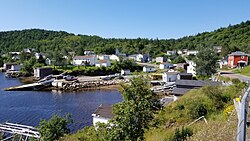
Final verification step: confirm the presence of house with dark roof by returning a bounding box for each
[92,104,113,127]
[172,80,222,96]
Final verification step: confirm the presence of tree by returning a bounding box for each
[194,48,219,76]
[109,76,160,141]
[39,114,73,141]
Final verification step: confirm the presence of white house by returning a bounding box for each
[159,62,174,70]
[84,50,95,55]
[155,57,166,63]
[92,104,113,127]
[128,54,150,62]
[167,51,176,56]
[219,59,228,69]
[95,60,111,67]
[162,72,178,82]
[73,55,97,66]
[214,46,222,53]
[186,50,198,56]
[109,54,120,61]
[177,50,183,55]
[121,69,130,75]
[35,53,46,60]
[3,63,18,71]
[97,54,110,60]
[143,66,155,73]
[45,58,51,65]
[187,61,196,76]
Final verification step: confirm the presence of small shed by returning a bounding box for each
[121,69,130,75]
[34,67,53,79]
[143,66,155,73]
[92,104,113,127]
[162,72,178,82]
[177,73,193,80]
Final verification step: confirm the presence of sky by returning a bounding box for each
[0,0,250,39]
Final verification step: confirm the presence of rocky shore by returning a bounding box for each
[51,79,130,92]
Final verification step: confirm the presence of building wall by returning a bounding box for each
[162,73,177,82]
[143,67,155,72]
[228,55,248,68]
[156,57,166,63]
[93,116,110,127]
[73,57,96,66]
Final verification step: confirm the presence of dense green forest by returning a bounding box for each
[0,20,250,57]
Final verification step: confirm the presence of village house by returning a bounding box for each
[143,66,155,73]
[97,54,110,60]
[121,69,130,75]
[174,63,188,71]
[3,63,18,71]
[95,60,111,67]
[177,73,193,80]
[162,72,178,82]
[109,54,120,61]
[177,50,183,55]
[186,50,198,56]
[187,61,196,76]
[219,59,228,69]
[35,53,46,60]
[155,57,167,63]
[228,51,249,68]
[34,67,53,79]
[9,64,21,71]
[159,62,174,70]
[23,48,35,54]
[73,55,97,66]
[84,50,95,56]
[128,53,150,62]
[166,50,176,56]
[172,80,222,96]
[214,46,222,53]
[92,104,113,127]
[45,58,52,65]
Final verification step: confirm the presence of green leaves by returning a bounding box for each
[39,114,73,141]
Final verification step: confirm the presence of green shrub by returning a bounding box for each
[169,127,193,141]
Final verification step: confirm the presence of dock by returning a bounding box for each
[4,79,54,91]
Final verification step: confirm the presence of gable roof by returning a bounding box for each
[229,51,248,56]
[92,104,113,119]
[73,55,96,59]
[176,80,221,87]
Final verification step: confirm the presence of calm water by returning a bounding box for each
[0,73,122,132]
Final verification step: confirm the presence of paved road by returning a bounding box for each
[220,71,250,82]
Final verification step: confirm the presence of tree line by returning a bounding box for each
[1,21,250,58]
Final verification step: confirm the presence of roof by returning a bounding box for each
[178,73,193,76]
[92,104,113,119]
[229,51,248,56]
[164,72,178,75]
[73,55,96,59]
[175,80,222,87]
[144,66,155,68]
[98,60,109,63]
[172,88,192,95]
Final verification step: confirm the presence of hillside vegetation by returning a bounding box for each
[1,21,250,57]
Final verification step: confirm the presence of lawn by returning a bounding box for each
[233,65,250,77]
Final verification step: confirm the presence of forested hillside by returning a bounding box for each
[0,20,250,57]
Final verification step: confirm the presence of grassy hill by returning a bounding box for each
[0,20,250,57]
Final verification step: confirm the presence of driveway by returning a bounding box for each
[220,71,250,82]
